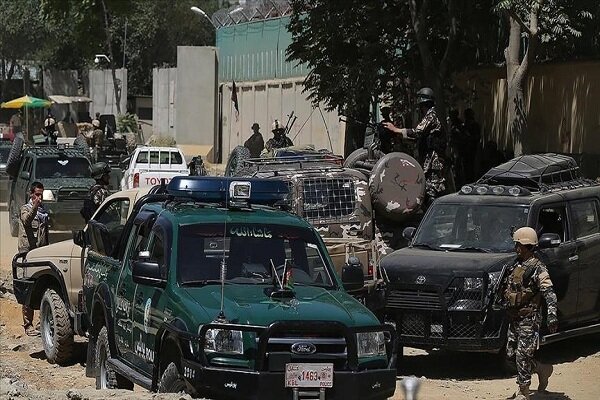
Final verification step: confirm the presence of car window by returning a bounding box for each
[536,206,569,242]
[136,151,148,163]
[95,199,131,249]
[171,152,183,165]
[35,157,91,179]
[150,151,159,164]
[149,234,166,278]
[159,151,170,164]
[22,157,32,174]
[571,200,599,239]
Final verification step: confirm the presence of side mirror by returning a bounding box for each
[538,233,561,249]
[20,171,30,180]
[132,260,166,288]
[72,230,86,247]
[342,256,365,292]
[402,227,416,241]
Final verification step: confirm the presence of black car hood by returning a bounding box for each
[380,247,515,287]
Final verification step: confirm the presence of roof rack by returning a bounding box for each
[478,153,598,192]
[242,154,344,174]
[24,145,87,157]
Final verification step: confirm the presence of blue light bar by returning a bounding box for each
[166,176,289,205]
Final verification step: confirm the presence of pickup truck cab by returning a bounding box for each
[83,176,396,399]
[120,146,188,189]
[12,187,150,365]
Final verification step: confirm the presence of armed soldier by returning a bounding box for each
[264,120,293,153]
[501,227,557,400]
[382,88,447,207]
[80,162,111,222]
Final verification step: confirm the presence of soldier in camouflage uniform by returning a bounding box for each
[264,120,293,154]
[501,227,558,400]
[382,88,447,208]
[81,162,111,222]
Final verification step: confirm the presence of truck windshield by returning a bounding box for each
[35,157,91,178]
[178,223,335,288]
[412,204,529,253]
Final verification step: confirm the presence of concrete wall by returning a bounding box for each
[42,69,78,96]
[152,68,177,137]
[88,68,127,116]
[220,78,345,159]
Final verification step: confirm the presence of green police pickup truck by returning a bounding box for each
[82,176,396,400]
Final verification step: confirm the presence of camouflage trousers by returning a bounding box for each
[423,152,446,206]
[506,313,541,386]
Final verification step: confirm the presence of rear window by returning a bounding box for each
[136,149,183,165]
[35,157,91,179]
[136,151,148,163]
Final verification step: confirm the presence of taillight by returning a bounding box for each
[133,173,139,188]
[368,263,374,277]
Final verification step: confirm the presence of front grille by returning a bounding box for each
[265,335,347,371]
[57,188,89,202]
[301,178,355,220]
[448,323,481,338]
[387,289,444,310]
[401,314,426,337]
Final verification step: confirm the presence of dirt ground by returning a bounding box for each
[1,208,599,400]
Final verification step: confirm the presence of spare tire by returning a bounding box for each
[6,136,24,178]
[73,135,91,159]
[343,148,384,169]
[225,145,251,176]
[369,152,425,222]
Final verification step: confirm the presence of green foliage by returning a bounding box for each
[117,112,139,133]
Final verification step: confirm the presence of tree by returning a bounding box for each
[494,0,594,154]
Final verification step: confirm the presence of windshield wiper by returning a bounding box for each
[446,246,492,253]
[411,243,441,251]
[180,279,224,286]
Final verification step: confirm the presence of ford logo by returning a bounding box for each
[291,342,316,355]
[415,275,426,284]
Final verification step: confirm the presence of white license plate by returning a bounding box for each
[431,324,443,334]
[285,363,333,388]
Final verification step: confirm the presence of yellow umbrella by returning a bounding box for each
[1,95,53,139]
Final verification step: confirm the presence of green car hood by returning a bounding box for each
[181,284,379,328]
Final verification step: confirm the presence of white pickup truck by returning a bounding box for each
[120,146,188,189]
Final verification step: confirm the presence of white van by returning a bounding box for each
[121,146,188,189]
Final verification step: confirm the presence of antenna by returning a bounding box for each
[216,179,229,323]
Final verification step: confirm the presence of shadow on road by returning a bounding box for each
[531,391,573,400]
[29,341,88,367]
[398,333,600,381]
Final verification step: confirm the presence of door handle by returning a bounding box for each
[568,255,579,262]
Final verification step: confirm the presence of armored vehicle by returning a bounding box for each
[12,188,150,364]
[381,154,600,360]
[7,143,95,235]
[0,139,11,201]
[83,176,397,400]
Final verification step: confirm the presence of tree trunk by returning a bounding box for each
[343,105,369,158]
[507,78,527,156]
[101,0,121,115]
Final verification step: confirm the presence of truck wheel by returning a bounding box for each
[95,326,133,390]
[40,289,74,365]
[9,201,19,237]
[343,148,384,169]
[158,362,187,393]
[6,136,24,178]
[225,145,251,176]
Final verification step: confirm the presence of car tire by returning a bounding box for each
[40,289,74,365]
[6,136,24,178]
[9,201,19,237]
[157,362,187,394]
[74,135,91,159]
[343,148,384,169]
[95,326,133,390]
[225,145,251,176]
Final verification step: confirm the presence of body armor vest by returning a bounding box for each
[504,262,542,316]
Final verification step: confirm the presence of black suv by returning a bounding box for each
[381,154,600,356]
[8,145,95,236]
[0,139,11,201]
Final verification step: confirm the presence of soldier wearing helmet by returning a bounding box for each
[382,87,447,207]
[264,119,293,153]
[499,227,557,400]
[81,162,111,222]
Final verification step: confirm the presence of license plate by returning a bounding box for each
[431,324,443,334]
[285,363,333,388]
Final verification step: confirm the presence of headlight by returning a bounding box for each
[204,329,243,354]
[356,332,386,357]
[488,271,502,289]
[42,189,55,201]
[463,277,483,291]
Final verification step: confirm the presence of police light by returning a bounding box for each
[166,176,289,206]
[459,184,531,197]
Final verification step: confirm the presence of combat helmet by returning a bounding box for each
[91,162,111,180]
[416,87,435,105]
[272,119,285,133]
[513,227,538,246]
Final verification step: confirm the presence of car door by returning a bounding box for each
[534,202,579,327]
[131,229,166,375]
[114,212,155,366]
[569,198,600,323]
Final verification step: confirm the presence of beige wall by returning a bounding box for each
[455,61,600,157]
